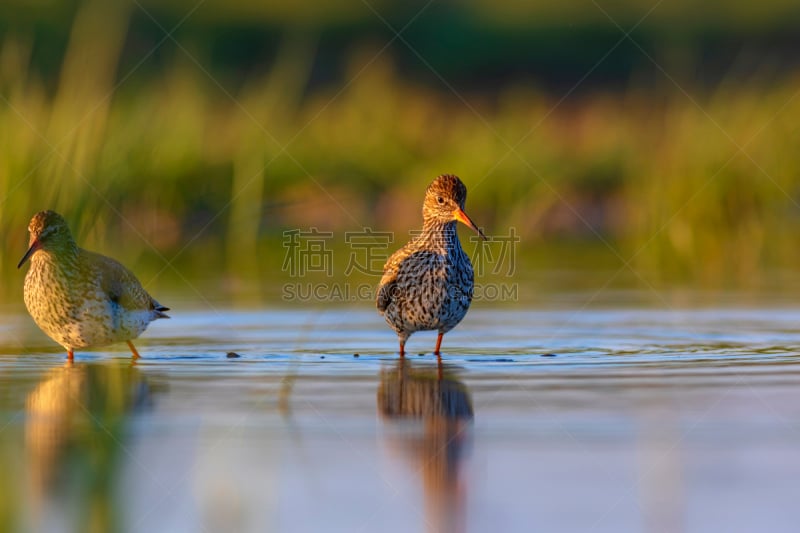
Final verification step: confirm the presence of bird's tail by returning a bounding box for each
[153,302,170,319]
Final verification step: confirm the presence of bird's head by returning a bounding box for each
[18,210,75,268]
[422,174,487,240]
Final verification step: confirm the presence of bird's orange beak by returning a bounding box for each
[18,239,40,269]
[453,207,487,241]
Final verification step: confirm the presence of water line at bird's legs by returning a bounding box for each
[126,340,141,360]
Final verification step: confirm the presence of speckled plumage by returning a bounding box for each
[19,211,169,360]
[377,175,486,356]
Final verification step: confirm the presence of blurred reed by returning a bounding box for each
[1,6,799,303]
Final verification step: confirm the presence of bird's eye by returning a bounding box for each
[436,196,444,205]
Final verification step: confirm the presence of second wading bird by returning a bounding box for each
[377,174,487,357]
[18,211,169,361]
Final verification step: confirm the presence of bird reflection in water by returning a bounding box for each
[24,361,152,532]
[377,359,474,533]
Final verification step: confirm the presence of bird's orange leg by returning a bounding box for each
[434,333,443,356]
[126,340,141,359]
[67,349,74,362]
[399,340,406,358]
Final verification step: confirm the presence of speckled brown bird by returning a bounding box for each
[377,174,486,357]
[18,211,169,361]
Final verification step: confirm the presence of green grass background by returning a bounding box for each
[1,0,800,304]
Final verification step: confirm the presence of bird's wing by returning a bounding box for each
[86,251,159,312]
[376,246,408,313]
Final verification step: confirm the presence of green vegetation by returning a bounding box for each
[1,1,799,304]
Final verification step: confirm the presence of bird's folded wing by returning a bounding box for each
[89,252,153,311]
[376,248,406,312]
[376,279,396,312]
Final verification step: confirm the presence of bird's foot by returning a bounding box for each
[434,333,443,356]
[127,340,141,359]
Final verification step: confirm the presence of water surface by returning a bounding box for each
[2,307,800,532]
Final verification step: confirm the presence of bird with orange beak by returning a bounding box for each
[377,174,487,357]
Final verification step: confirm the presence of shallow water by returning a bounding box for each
[2,306,800,532]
